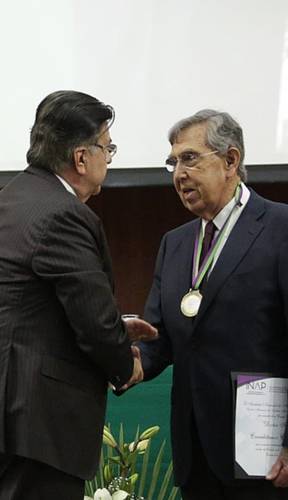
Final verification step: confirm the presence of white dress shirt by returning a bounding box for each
[201,183,250,274]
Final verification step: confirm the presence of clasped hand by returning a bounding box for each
[120,317,157,390]
[123,317,158,342]
[121,345,143,390]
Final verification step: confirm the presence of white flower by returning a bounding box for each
[129,439,149,452]
[111,492,129,500]
[93,488,112,500]
[102,427,118,448]
[88,489,129,500]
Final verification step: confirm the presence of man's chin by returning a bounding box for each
[94,185,102,196]
[183,198,203,216]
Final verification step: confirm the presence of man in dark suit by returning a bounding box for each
[0,90,156,499]
[136,110,288,499]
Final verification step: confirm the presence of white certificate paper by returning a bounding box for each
[234,373,288,477]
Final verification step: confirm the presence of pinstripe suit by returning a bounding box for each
[0,165,133,486]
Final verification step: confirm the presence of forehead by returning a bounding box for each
[171,123,208,154]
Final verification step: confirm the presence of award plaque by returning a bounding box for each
[232,372,288,478]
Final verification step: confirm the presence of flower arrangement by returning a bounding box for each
[84,424,179,500]
[85,489,128,500]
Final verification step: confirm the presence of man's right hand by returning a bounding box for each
[121,345,143,390]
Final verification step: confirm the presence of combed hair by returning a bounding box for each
[26,90,115,174]
[168,109,247,181]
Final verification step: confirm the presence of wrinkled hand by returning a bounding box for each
[121,346,143,390]
[123,317,158,342]
[266,447,288,487]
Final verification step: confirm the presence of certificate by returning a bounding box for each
[233,372,288,478]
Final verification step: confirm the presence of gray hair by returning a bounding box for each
[168,109,247,182]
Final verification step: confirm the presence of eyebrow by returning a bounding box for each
[168,149,199,158]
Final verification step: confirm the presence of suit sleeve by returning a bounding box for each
[32,199,133,390]
[138,234,173,380]
[278,239,288,446]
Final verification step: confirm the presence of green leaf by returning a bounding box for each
[167,486,180,500]
[129,435,140,488]
[106,439,116,476]
[133,425,140,443]
[91,475,98,492]
[137,437,151,498]
[109,456,122,465]
[99,448,105,488]
[157,460,173,500]
[84,480,94,497]
[119,422,124,452]
[146,439,166,500]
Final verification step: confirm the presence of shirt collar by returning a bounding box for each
[202,182,250,231]
[55,174,77,196]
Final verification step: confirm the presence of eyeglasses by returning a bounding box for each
[94,143,117,159]
[165,150,218,173]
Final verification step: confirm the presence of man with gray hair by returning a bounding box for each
[136,109,288,498]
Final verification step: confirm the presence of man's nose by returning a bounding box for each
[174,166,189,180]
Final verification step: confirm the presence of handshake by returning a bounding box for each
[121,314,158,391]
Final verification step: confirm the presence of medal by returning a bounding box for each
[180,289,202,317]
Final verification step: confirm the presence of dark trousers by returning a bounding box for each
[180,416,288,500]
[0,453,84,500]
[181,465,288,500]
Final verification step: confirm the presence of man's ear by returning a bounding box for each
[73,147,87,175]
[225,147,241,176]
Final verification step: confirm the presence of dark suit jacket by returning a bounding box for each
[140,189,288,485]
[0,165,133,480]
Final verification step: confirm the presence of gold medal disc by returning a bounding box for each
[180,289,203,317]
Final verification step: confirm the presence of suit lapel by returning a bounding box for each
[171,219,200,334]
[177,219,200,294]
[193,191,266,329]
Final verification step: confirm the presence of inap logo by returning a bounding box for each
[245,381,267,393]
